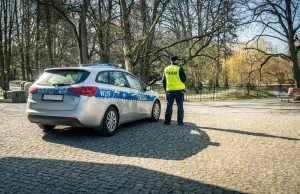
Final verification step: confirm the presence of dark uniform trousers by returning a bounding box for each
[165,90,184,124]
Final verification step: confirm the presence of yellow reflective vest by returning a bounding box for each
[164,65,185,91]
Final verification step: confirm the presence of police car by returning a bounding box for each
[26,63,161,136]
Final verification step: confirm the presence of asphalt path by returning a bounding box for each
[0,99,299,193]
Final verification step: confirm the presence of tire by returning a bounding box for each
[149,100,161,122]
[38,124,55,131]
[98,106,118,136]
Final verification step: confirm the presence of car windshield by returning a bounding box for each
[35,69,90,86]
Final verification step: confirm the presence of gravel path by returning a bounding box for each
[0,99,299,193]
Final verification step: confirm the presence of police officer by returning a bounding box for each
[162,56,187,125]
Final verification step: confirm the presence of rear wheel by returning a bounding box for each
[149,100,161,122]
[38,124,55,131]
[97,106,118,136]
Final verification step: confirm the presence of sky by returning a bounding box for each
[237,24,289,54]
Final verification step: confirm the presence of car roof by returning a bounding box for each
[45,63,127,73]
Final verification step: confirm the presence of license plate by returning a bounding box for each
[42,94,64,101]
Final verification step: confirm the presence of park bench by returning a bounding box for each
[281,88,300,102]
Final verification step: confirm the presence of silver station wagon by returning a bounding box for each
[27,63,161,136]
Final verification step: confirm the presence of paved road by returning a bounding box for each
[0,99,299,193]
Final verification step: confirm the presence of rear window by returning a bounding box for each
[35,69,90,86]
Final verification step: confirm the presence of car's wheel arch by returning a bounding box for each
[94,105,119,136]
[154,98,161,106]
[152,98,161,110]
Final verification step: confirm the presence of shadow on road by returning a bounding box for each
[0,157,245,193]
[42,120,219,160]
[200,126,300,141]
[198,100,300,111]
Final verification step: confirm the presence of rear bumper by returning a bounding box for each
[26,96,107,126]
[27,115,85,127]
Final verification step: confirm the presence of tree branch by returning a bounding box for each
[247,34,287,44]
[244,47,290,61]
[131,0,171,54]
[137,26,223,60]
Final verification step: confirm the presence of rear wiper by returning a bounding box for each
[52,83,71,87]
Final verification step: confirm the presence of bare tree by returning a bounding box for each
[88,0,117,62]
[0,0,18,89]
[24,0,32,80]
[152,0,239,88]
[0,0,5,90]
[35,0,41,76]
[136,0,165,81]
[118,0,170,73]
[79,0,89,63]
[44,0,90,64]
[244,0,300,88]
[44,1,54,68]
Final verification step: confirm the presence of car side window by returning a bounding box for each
[96,71,109,84]
[109,71,127,87]
[124,73,144,91]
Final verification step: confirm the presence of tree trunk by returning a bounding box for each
[7,0,15,86]
[35,0,41,76]
[139,0,149,80]
[105,0,112,62]
[185,0,192,38]
[139,0,159,82]
[197,0,203,36]
[16,0,25,80]
[45,3,53,68]
[97,0,105,62]
[0,4,5,90]
[216,33,221,87]
[80,0,89,64]
[119,0,135,72]
[25,0,31,80]
[119,0,169,73]
[97,0,110,62]
[285,0,300,88]
[3,0,9,89]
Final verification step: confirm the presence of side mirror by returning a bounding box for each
[145,86,152,91]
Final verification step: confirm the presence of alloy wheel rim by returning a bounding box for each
[106,111,117,132]
[153,103,160,119]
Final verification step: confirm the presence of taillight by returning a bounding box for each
[29,86,38,93]
[68,86,98,97]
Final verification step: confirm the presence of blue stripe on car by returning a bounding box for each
[94,88,156,102]
[34,87,156,102]
[33,88,80,97]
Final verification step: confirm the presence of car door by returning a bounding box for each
[123,73,152,118]
[95,71,134,122]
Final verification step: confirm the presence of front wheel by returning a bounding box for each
[97,106,118,136]
[149,100,161,122]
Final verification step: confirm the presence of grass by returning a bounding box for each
[217,90,276,100]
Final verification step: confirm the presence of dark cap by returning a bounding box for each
[170,56,179,62]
